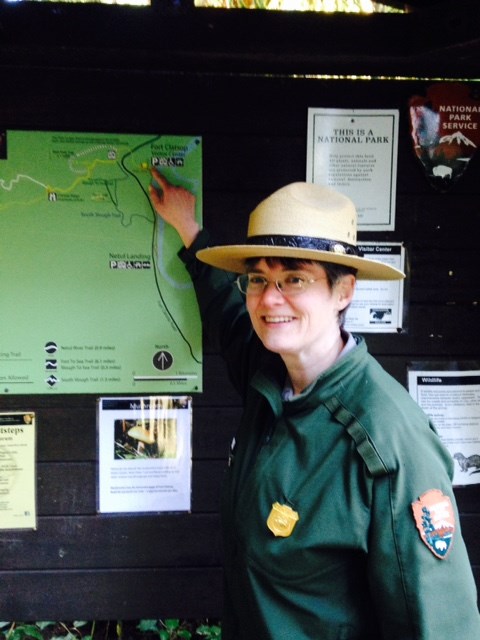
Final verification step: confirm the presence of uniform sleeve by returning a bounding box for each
[178,229,263,397]
[367,421,480,639]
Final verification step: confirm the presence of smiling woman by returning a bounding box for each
[149,174,480,639]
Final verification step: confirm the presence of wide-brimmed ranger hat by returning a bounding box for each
[196,182,405,280]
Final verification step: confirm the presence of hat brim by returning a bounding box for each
[196,244,405,281]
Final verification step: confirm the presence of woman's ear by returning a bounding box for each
[336,274,356,311]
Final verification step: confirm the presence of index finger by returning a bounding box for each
[150,168,169,191]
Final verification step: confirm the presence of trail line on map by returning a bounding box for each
[119,135,202,366]
[0,174,48,191]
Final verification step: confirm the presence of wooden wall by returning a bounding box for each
[0,6,479,621]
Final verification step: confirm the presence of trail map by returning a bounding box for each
[0,130,203,394]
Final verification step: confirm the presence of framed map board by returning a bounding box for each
[0,130,203,394]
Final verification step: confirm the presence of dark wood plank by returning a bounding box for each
[35,461,227,515]
[0,568,223,620]
[0,514,222,570]
[461,514,480,565]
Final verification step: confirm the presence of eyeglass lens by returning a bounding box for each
[237,274,306,295]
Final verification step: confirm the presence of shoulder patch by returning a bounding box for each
[411,489,455,559]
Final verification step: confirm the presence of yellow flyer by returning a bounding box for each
[0,412,36,529]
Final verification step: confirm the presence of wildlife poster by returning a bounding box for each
[306,108,399,230]
[97,396,192,513]
[0,130,202,395]
[408,366,480,486]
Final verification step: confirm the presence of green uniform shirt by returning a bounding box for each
[181,231,480,640]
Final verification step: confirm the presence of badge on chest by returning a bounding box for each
[267,502,300,537]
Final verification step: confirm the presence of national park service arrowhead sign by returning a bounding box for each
[409,83,480,191]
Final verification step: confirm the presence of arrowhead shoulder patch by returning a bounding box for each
[412,489,455,559]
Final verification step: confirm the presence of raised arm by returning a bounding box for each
[149,168,200,248]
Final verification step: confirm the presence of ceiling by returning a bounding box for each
[0,0,478,78]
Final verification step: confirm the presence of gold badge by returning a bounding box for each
[267,502,299,537]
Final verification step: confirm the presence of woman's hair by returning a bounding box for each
[245,256,357,327]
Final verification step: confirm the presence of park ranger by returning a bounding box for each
[150,173,480,639]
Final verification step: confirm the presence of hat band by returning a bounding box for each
[247,234,362,257]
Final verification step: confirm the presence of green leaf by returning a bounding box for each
[6,629,21,640]
[25,626,43,640]
[137,620,160,633]
[8,626,43,640]
[196,625,221,638]
[164,620,180,631]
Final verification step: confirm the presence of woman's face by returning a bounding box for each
[245,259,355,362]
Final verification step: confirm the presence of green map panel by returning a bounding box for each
[0,130,203,394]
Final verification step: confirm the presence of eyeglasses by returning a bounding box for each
[235,273,325,296]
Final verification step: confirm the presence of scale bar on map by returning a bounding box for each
[133,375,198,381]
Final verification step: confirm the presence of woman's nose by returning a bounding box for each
[260,279,284,301]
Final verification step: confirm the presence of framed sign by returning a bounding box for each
[0,411,36,529]
[307,108,399,230]
[98,396,192,513]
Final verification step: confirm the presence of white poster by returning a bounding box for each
[344,242,405,333]
[306,108,399,230]
[408,369,480,486]
[98,396,192,512]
